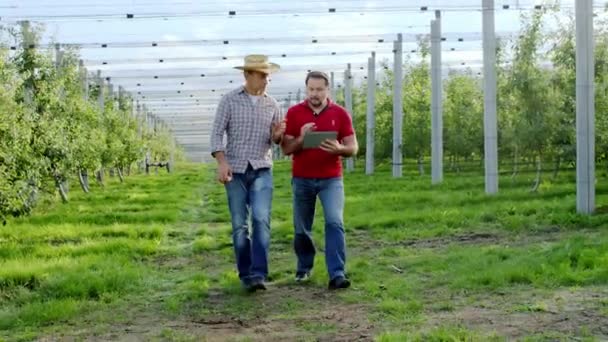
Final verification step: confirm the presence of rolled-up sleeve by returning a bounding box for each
[269,101,282,144]
[210,96,230,156]
[272,101,282,123]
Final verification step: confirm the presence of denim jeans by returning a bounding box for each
[224,165,273,285]
[292,177,346,280]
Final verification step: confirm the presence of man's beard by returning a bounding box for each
[309,97,322,106]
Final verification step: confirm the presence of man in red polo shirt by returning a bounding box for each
[281,71,358,290]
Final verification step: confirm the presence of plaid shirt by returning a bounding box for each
[210,86,281,173]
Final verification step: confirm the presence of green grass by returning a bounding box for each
[376,326,504,341]
[1,161,607,340]
[154,329,198,342]
[0,163,207,339]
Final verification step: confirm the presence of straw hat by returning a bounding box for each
[234,54,280,74]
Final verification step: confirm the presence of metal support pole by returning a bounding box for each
[576,0,595,213]
[330,72,337,101]
[393,33,404,178]
[97,71,104,110]
[483,0,499,194]
[109,83,115,110]
[118,86,124,112]
[366,52,376,175]
[345,63,355,172]
[21,21,33,105]
[431,11,444,184]
[79,60,88,101]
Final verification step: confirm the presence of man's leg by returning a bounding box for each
[224,173,252,286]
[292,177,317,278]
[318,177,349,288]
[249,167,273,284]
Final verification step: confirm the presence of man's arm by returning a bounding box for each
[271,104,284,144]
[210,97,232,183]
[271,121,285,145]
[339,109,358,157]
[281,122,316,155]
[319,109,358,157]
[281,134,303,156]
[213,151,228,163]
[318,134,358,157]
[280,109,298,155]
[210,96,230,159]
[339,134,358,157]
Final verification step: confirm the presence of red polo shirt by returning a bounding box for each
[285,99,355,179]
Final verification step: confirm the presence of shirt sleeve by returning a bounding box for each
[285,108,300,137]
[339,109,355,141]
[268,101,282,144]
[210,95,230,156]
[271,101,282,123]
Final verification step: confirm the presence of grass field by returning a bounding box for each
[1,161,607,341]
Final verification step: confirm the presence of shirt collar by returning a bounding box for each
[303,98,333,116]
[238,85,268,97]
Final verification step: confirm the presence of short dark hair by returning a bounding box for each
[305,71,329,86]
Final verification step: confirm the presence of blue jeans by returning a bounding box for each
[224,165,273,285]
[292,177,346,280]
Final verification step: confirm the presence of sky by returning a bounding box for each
[0,0,599,160]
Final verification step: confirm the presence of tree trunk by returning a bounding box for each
[511,145,519,179]
[57,183,69,203]
[26,179,38,211]
[117,166,124,183]
[62,179,69,195]
[531,155,542,192]
[417,155,424,175]
[144,151,151,174]
[79,169,89,193]
[109,168,115,177]
[54,174,69,203]
[83,170,90,189]
[96,168,105,188]
[552,155,561,179]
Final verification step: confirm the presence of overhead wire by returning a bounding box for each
[2,2,605,23]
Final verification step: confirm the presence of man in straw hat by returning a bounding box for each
[210,54,285,292]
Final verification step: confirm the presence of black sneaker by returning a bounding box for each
[246,278,267,292]
[295,271,311,282]
[328,276,351,290]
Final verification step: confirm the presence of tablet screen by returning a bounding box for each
[302,131,338,149]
